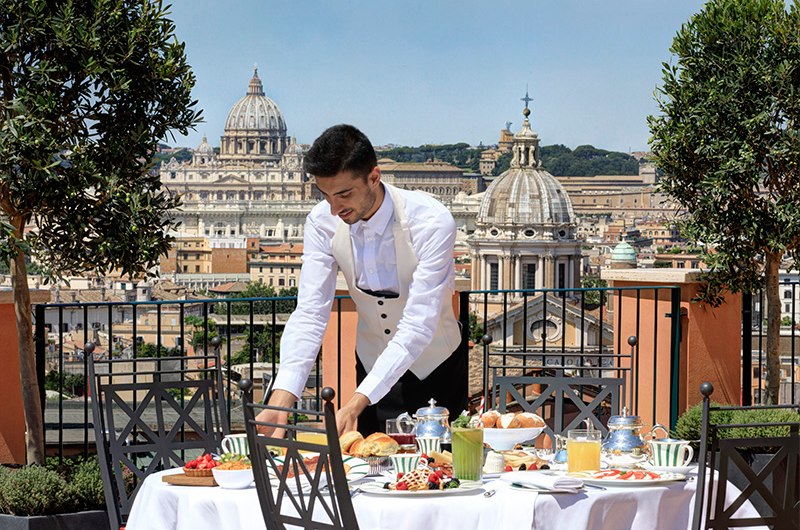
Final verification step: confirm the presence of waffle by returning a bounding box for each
[396,469,430,491]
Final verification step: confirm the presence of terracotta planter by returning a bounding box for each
[0,510,109,530]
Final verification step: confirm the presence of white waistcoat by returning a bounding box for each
[331,183,461,380]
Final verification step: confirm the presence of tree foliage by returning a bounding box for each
[648,0,800,403]
[219,281,298,315]
[0,0,200,463]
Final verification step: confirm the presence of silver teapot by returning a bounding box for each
[602,407,647,457]
[413,398,451,443]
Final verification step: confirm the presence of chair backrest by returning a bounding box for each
[87,344,229,529]
[692,382,800,530]
[494,374,622,441]
[240,380,359,530]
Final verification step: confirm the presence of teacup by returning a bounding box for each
[221,434,250,456]
[415,436,441,455]
[647,438,693,467]
[390,453,421,474]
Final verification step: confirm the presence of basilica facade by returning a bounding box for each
[160,69,311,244]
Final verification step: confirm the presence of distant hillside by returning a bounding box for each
[377,143,483,172]
[377,143,640,177]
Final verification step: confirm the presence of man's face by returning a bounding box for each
[314,167,383,225]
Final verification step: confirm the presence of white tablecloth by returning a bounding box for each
[126,469,765,530]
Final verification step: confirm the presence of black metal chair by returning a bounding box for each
[692,382,800,530]
[494,373,622,443]
[240,379,359,530]
[87,343,229,530]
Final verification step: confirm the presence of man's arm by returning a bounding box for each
[271,212,339,398]
[356,202,458,404]
[255,389,297,436]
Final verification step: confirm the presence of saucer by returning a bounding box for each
[642,463,697,475]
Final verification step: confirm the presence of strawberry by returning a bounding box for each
[528,463,538,471]
[396,482,408,491]
[396,472,404,479]
[504,465,512,472]
[185,461,197,469]
[428,473,440,483]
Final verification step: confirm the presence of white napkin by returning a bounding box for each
[499,471,583,493]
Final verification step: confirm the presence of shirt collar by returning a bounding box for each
[353,184,394,237]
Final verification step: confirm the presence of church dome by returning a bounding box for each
[224,68,286,134]
[195,135,214,155]
[476,107,575,228]
[610,241,637,268]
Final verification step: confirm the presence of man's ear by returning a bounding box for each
[368,166,381,188]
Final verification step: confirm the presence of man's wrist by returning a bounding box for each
[344,392,371,415]
[268,388,298,407]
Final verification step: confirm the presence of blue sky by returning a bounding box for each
[167,1,707,153]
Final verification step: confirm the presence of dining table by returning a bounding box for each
[125,467,766,530]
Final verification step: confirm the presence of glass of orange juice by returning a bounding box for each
[296,426,329,453]
[566,429,601,473]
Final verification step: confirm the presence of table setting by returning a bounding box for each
[125,400,766,530]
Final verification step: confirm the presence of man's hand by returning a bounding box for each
[335,392,370,435]
[255,389,298,438]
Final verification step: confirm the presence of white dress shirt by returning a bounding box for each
[272,183,457,404]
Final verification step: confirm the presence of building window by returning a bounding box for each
[289,278,296,287]
[489,262,499,291]
[785,290,793,299]
[524,264,536,290]
[278,278,285,286]
[557,263,566,290]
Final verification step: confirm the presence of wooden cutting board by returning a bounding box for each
[162,472,218,487]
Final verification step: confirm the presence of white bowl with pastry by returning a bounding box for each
[481,411,545,450]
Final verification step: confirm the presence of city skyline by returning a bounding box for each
[168,1,706,153]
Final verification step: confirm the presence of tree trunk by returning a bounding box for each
[764,252,781,405]
[9,216,43,464]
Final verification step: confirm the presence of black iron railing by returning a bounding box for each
[742,279,800,405]
[36,286,682,460]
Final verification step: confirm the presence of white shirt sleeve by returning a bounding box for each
[272,212,339,399]
[355,206,457,403]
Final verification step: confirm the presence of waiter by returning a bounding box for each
[258,124,467,436]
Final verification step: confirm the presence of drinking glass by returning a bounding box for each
[566,429,601,473]
[452,427,483,481]
[385,417,416,452]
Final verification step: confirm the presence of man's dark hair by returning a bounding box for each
[303,124,377,178]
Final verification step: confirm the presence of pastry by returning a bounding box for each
[498,412,521,429]
[516,412,545,428]
[339,430,363,454]
[480,410,501,428]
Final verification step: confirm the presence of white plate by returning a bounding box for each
[579,470,686,487]
[270,455,368,484]
[360,479,484,497]
[641,463,697,476]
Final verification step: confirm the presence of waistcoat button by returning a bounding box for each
[381,314,387,319]
[377,300,384,306]
[384,329,391,335]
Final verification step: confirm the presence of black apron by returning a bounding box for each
[355,336,468,436]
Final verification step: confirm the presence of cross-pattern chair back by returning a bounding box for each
[494,374,621,443]
[240,380,359,530]
[87,344,229,529]
[692,382,800,530]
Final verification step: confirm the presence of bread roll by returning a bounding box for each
[348,438,373,458]
[339,431,363,454]
[480,410,501,428]
[516,412,545,428]
[498,412,520,429]
[364,432,400,456]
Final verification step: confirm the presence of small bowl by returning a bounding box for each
[483,427,544,450]
[212,467,254,489]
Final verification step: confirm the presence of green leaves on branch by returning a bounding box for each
[0,0,201,280]
[648,0,800,304]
